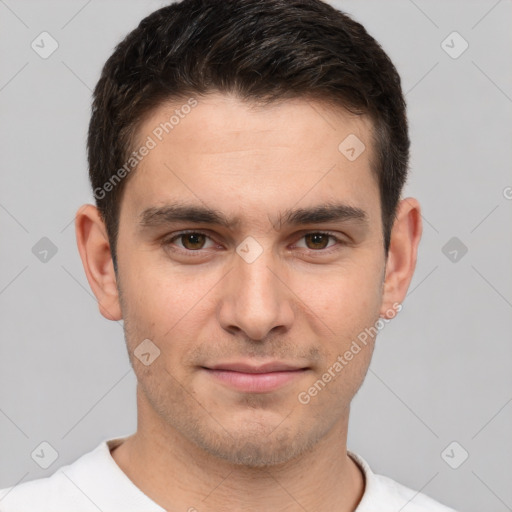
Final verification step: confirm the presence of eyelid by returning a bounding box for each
[291,230,344,251]
[162,229,346,254]
[163,229,219,251]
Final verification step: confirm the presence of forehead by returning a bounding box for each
[120,93,380,230]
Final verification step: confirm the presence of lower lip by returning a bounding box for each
[203,368,308,393]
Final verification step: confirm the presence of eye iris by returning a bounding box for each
[305,233,329,250]
[182,233,206,250]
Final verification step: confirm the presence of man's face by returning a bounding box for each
[115,93,388,466]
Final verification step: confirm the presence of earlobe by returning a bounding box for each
[380,197,422,318]
[75,204,123,321]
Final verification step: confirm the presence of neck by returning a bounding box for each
[111,387,365,512]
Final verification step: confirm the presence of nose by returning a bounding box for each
[217,241,295,341]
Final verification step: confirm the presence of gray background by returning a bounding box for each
[0,1,511,511]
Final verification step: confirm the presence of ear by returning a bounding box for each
[75,204,122,321]
[380,197,422,318]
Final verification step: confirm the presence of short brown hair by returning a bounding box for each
[87,0,410,271]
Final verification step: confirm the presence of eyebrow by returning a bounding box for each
[138,201,369,231]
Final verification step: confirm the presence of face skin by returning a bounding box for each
[75,92,422,511]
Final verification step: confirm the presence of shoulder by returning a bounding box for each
[369,473,458,511]
[0,456,98,512]
[0,436,150,512]
[349,451,459,512]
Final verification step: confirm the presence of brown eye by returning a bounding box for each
[304,233,331,250]
[161,230,217,257]
[179,233,207,250]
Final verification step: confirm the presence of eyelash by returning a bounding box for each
[161,230,345,257]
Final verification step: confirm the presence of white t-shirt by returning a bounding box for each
[0,436,458,512]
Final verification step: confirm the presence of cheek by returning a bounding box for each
[120,246,198,313]
[293,260,383,328]
[119,260,223,364]
[119,231,384,341]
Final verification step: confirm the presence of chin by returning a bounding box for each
[189,420,321,468]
